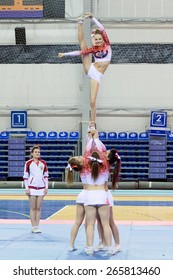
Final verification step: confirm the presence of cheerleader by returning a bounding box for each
[23,145,48,233]
[66,156,87,252]
[87,129,121,253]
[83,152,112,256]
[58,12,111,125]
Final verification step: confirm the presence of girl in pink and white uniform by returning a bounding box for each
[23,145,48,233]
[66,132,112,256]
[87,130,121,253]
[58,12,111,125]
[66,156,87,252]
[81,137,113,256]
[66,130,98,252]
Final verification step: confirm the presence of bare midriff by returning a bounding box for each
[84,184,108,191]
[94,61,110,74]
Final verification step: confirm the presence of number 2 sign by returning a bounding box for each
[150,111,167,128]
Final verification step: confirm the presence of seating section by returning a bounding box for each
[103,133,149,181]
[1,130,173,182]
[102,131,170,181]
[26,131,79,181]
[0,131,79,181]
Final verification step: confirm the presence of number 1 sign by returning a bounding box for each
[11,111,27,128]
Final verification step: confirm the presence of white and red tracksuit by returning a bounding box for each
[23,159,49,196]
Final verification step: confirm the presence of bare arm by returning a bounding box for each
[58,50,81,58]
[93,130,107,152]
[85,12,110,45]
[84,12,104,31]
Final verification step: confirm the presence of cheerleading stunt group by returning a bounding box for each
[23,12,121,257]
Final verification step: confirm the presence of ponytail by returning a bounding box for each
[107,149,121,189]
[65,157,82,186]
[91,161,100,180]
[65,168,74,186]
[112,158,121,190]
[89,152,102,181]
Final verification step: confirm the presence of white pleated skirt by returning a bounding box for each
[84,190,109,206]
[76,190,87,204]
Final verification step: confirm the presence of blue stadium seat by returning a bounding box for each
[129,132,138,140]
[139,132,149,140]
[59,131,68,139]
[118,132,127,140]
[98,131,107,140]
[37,131,47,139]
[167,132,173,140]
[69,131,79,139]
[108,132,117,140]
[47,131,58,139]
[26,131,36,139]
[0,131,9,139]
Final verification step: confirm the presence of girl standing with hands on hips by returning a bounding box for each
[23,145,49,233]
[58,12,112,126]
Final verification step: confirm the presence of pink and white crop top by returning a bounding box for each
[63,17,112,63]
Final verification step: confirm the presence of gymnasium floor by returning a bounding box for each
[0,188,173,260]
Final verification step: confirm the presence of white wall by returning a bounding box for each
[1,64,173,110]
[93,0,173,18]
[0,64,82,107]
[99,64,173,109]
[0,64,83,132]
[1,62,173,133]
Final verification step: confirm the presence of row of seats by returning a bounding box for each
[1,129,173,182]
[2,131,173,141]
[99,131,148,140]
[99,131,173,140]
[0,131,79,140]
[0,136,78,181]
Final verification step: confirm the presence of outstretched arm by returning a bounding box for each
[85,12,110,45]
[84,12,104,31]
[94,138,107,152]
[58,51,81,58]
[58,46,94,58]
[83,138,94,155]
[93,130,107,152]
